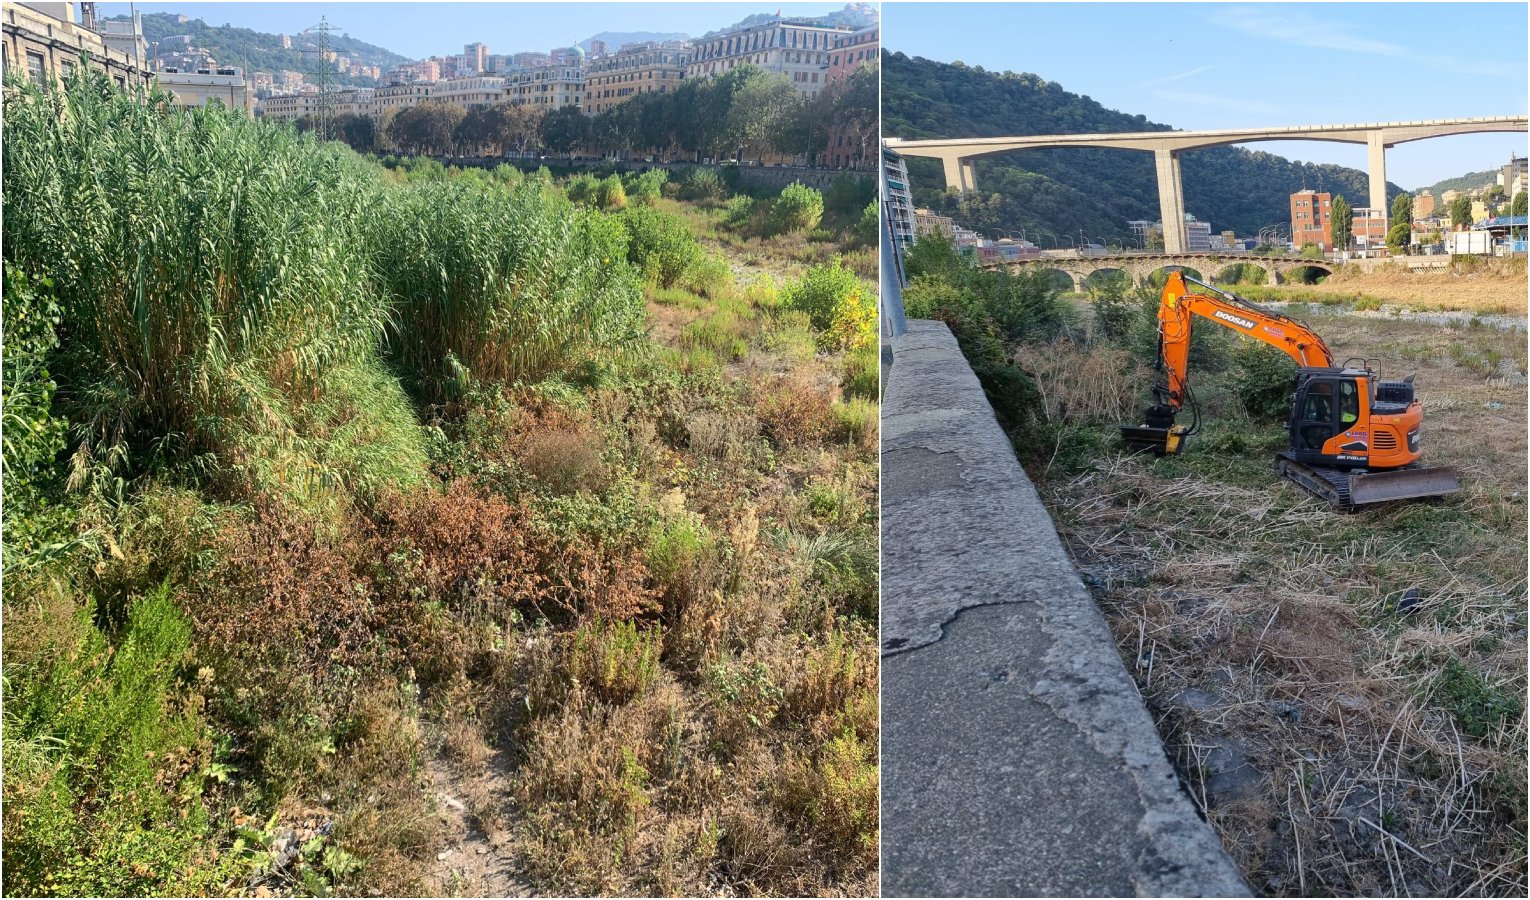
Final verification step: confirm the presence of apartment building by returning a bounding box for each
[1349,207,1388,249]
[686,18,850,97]
[2,0,152,90]
[583,40,688,116]
[434,74,504,110]
[257,90,321,121]
[507,55,584,111]
[826,24,877,83]
[1412,190,1435,220]
[1290,189,1333,250]
[374,80,435,114]
[157,65,255,116]
[883,148,915,249]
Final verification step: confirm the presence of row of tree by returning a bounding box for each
[294,63,878,167]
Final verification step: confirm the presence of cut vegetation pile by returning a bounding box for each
[906,236,1527,897]
[3,71,876,897]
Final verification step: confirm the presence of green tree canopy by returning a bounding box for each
[1391,193,1413,225]
[1450,194,1474,229]
[1330,194,1352,250]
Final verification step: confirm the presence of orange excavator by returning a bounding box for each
[1120,271,1460,509]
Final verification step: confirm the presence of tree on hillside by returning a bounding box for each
[1512,191,1528,217]
[1330,194,1352,252]
[1391,193,1413,225]
[1450,194,1473,230]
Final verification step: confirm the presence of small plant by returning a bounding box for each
[568,617,663,704]
[770,182,824,235]
[677,167,727,201]
[1432,657,1521,739]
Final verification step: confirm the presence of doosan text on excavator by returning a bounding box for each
[1120,270,1461,509]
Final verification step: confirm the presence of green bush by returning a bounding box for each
[723,195,758,232]
[1,264,70,570]
[771,182,825,235]
[854,201,879,247]
[620,206,703,288]
[781,259,874,351]
[623,169,668,206]
[684,251,734,300]
[594,173,628,210]
[1432,658,1522,739]
[566,172,600,204]
[677,167,727,201]
[2,586,244,896]
[1234,343,1297,421]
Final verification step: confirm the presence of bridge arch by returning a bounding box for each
[1082,268,1133,292]
[1277,262,1335,284]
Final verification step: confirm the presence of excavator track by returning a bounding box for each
[1276,455,1460,510]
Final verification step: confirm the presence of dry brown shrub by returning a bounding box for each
[783,627,877,741]
[684,409,759,462]
[753,372,837,449]
[519,427,608,494]
[515,683,681,894]
[1013,339,1145,424]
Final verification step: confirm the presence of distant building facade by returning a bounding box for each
[158,66,254,115]
[686,18,849,97]
[507,53,584,110]
[583,40,688,116]
[3,0,153,90]
[1291,189,1333,250]
[826,24,877,83]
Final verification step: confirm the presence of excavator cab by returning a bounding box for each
[1287,368,1368,465]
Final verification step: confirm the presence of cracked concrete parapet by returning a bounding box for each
[881,320,1249,898]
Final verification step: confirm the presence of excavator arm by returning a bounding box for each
[1151,270,1334,416]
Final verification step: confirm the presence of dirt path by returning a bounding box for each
[423,753,529,898]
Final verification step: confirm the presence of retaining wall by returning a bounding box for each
[880,319,1249,897]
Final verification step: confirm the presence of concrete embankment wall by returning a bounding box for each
[880,320,1249,897]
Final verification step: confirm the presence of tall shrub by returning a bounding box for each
[375,181,646,398]
[2,72,392,490]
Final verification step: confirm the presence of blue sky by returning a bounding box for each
[99,2,849,61]
[883,2,1529,189]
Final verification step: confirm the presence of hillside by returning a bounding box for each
[882,52,1404,242]
[1420,168,1498,196]
[108,11,409,84]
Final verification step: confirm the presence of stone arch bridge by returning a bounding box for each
[982,253,1335,291]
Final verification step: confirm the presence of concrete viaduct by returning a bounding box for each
[885,116,1529,254]
[985,252,1334,291]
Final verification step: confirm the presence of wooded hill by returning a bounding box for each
[882,51,1404,243]
[108,12,409,85]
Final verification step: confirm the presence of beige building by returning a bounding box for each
[374,80,435,113]
[583,40,688,116]
[157,66,254,116]
[686,19,850,97]
[2,1,152,90]
[434,74,504,110]
[257,91,320,121]
[507,56,584,111]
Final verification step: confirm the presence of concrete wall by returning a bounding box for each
[880,320,1248,897]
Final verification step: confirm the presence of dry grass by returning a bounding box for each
[1274,258,1529,314]
[1039,310,1526,896]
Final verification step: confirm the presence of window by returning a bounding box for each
[27,50,46,86]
